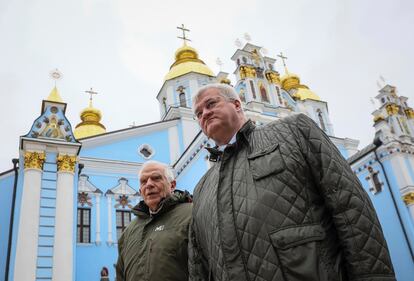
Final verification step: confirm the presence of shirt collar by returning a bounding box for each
[216,133,237,151]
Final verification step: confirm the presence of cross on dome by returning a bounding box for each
[177,24,191,45]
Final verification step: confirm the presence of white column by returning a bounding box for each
[107,196,113,245]
[95,194,101,245]
[14,167,43,281]
[52,170,74,281]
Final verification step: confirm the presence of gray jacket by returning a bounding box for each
[189,114,395,281]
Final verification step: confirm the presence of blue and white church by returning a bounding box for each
[1,36,414,281]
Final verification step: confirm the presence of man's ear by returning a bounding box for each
[234,99,242,111]
[170,180,176,192]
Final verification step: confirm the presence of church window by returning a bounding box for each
[116,210,132,239]
[276,86,283,104]
[256,68,264,79]
[381,97,385,104]
[77,208,91,243]
[268,63,274,71]
[242,56,247,64]
[138,144,154,159]
[239,89,246,102]
[162,97,167,113]
[366,166,383,194]
[179,92,187,107]
[259,84,269,103]
[317,109,327,132]
[249,81,256,99]
[237,58,240,66]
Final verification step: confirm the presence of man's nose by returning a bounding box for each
[201,107,213,120]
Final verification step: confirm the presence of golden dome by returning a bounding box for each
[164,44,215,81]
[292,88,321,101]
[74,105,106,139]
[47,86,63,102]
[280,73,301,91]
[280,72,321,101]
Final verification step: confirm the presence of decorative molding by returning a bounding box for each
[24,151,46,170]
[57,154,77,173]
[403,192,414,205]
[137,144,155,160]
[79,157,142,175]
[78,192,92,207]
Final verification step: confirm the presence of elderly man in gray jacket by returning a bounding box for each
[189,83,395,281]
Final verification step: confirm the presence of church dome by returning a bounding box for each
[164,44,215,81]
[280,72,321,101]
[74,105,106,139]
[280,72,301,91]
[292,88,321,101]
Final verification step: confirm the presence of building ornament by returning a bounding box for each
[239,66,256,79]
[265,71,280,84]
[386,103,399,116]
[57,154,77,173]
[24,151,46,170]
[404,108,414,119]
[78,192,93,207]
[403,192,414,205]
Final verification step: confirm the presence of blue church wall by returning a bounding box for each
[80,129,171,163]
[176,151,209,194]
[0,172,14,280]
[336,144,349,159]
[358,159,414,280]
[75,171,139,281]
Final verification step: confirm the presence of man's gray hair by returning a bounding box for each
[192,83,241,111]
[139,160,175,182]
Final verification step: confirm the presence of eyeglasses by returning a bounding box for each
[194,97,224,120]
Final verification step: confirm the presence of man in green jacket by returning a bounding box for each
[116,160,192,281]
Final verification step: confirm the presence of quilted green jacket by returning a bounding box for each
[189,114,395,281]
[116,190,192,281]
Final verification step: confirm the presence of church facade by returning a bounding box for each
[1,37,414,281]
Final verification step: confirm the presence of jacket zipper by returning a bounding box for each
[145,238,152,280]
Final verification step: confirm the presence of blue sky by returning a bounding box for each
[0,0,413,171]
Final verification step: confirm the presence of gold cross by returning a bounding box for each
[177,24,191,45]
[85,87,98,107]
[277,52,289,74]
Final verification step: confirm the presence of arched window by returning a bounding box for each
[275,86,283,105]
[249,81,256,99]
[162,97,167,113]
[259,84,269,103]
[317,109,327,132]
[366,166,383,194]
[239,88,246,102]
[237,58,240,66]
[179,92,187,107]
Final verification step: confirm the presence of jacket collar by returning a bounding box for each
[205,120,255,162]
[132,190,192,219]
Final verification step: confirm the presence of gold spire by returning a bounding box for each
[164,25,214,81]
[46,86,63,102]
[74,88,106,139]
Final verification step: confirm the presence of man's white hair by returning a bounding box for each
[139,160,175,182]
[192,83,241,111]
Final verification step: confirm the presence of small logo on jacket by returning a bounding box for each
[154,225,165,232]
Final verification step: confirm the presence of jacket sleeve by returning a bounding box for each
[115,234,126,281]
[188,218,209,281]
[291,113,396,281]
